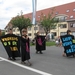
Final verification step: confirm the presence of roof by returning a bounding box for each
[5,2,75,29]
[24,2,75,21]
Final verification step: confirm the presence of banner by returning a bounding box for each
[0,34,20,57]
[60,35,75,56]
[36,35,46,51]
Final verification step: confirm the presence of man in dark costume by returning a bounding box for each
[20,29,31,66]
[35,32,46,54]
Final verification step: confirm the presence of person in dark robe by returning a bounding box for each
[20,29,31,66]
[35,31,43,54]
[62,30,74,57]
[7,28,17,60]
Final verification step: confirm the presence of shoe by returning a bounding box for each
[8,57,12,60]
[36,51,38,54]
[73,54,75,57]
[40,51,43,54]
[27,60,32,66]
[62,53,66,57]
[12,58,16,61]
[21,61,26,64]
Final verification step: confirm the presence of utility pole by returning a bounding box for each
[21,10,23,16]
[32,0,37,25]
[32,0,37,37]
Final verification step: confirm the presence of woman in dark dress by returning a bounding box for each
[20,29,31,66]
[35,32,43,54]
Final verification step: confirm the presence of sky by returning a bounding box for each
[0,0,75,29]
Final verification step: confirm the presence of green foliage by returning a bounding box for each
[40,9,59,35]
[46,41,55,46]
[1,31,5,36]
[11,16,32,32]
[30,41,55,46]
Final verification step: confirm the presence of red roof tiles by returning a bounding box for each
[24,2,75,21]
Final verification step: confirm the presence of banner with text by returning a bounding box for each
[61,35,75,56]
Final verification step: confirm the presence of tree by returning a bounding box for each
[1,31,5,36]
[0,29,1,36]
[40,9,59,35]
[11,15,32,33]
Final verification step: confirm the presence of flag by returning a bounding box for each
[36,35,46,51]
[0,34,20,57]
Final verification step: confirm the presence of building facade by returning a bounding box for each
[67,19,75,36]
[5,2,75,39]
[24,2,75,38]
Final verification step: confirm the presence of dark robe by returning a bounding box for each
[20,36,30,62]
[0,34,20,58]
[35,35,46,51]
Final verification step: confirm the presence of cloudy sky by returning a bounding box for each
[0,0,75,29]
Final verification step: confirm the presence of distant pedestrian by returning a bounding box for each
[35,31,46,54]
[7,28,17,60]
[55,36,61,47]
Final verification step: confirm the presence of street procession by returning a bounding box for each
[0,0,75,75]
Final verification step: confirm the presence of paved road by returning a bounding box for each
[0,43,75,75]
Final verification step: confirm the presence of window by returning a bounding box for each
[59,17,65,22]
[34,27,38,30]
[70,23,73,27]
[34,33,37,36]
[70,15,73,18]
[54,18,59,22]
[72,32,75,36]
[60,24,67,28]
[60,32,67,35]
[52,32,57,36]
[38,16,40,18]
[73,8,75,11]
[66,10,70,12]
[28,27,31,31]
[70,23,75,27]
[55,12,58,15]
[28,33,31,36]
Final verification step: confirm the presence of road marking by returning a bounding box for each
[0,58,4,61]
[0,59,4,61]
[0,57,52,75]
